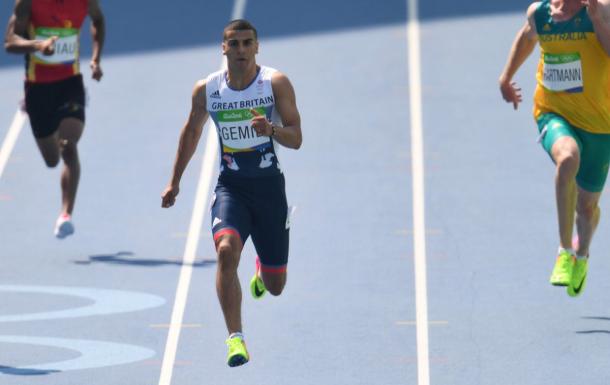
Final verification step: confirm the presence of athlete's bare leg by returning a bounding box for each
[216,233,244,334]
[35,117,83,215]
[57,118,83,215]
[551,136,580,250]
[261,270,286,296]
[575,187,601,256]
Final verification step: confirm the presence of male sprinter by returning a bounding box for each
[161,19,302,367]
[4,0,105,238]
[499,0,610,296]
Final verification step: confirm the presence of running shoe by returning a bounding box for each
[226,336,249,367]
[549,249,574,286]
[250,256,266,299]
[54,213,74,239]
[567,257,588,297]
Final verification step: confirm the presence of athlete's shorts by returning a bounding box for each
[211,173,290,273]
[537,112,610,192]
[24,74,85,138]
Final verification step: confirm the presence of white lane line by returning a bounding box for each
[0,109,26,181]
[231,0,247,20]
[157,118,219,385]
[157,2,246,385]
[407,0,431,384]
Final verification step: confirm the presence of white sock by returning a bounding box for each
[229,332,244,340]
[558,247,575,255]
[576,254,588,260]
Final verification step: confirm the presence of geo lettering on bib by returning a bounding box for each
[217,108,269,152]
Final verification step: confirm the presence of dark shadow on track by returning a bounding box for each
[0,366,60,375]
[73,252,216,268]
[581,316,610,322]
[575,316,610,334]
[1,0,531,68]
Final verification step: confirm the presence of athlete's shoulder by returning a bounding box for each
[525,2,543,36]
[527,2,543,18]
[270,70,292,86]
[270,70,296,101]
[192,78,207,97]
[259,65,280,78]
[13,0,32,17]
[204,69,225,89]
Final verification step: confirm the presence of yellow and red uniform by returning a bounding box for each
[26,0,88,83]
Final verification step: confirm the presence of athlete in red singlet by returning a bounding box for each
[4,0,105,238]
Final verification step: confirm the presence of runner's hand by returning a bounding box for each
[582,0,602,22]
[90,61,103,81]
[38,36,58,56]
[250,108,272,136]
[161,185,180,208]
[499,80,522,110]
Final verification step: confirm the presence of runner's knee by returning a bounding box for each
[43,155,60,168]
[266,283,284,296]
[216,241,239,271]
[555,151,579,178]
[261,272,286,296]
[60,141,79,164]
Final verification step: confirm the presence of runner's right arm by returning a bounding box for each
[499,2,539,110]
[4,0,56,54]
[161,80,210,208]
[88,0,105,81]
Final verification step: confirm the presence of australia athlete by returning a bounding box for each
[4,0,105,238]
[499,0,610,297]
[161,19,302,367]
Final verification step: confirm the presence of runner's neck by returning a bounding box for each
[226,64,259,90]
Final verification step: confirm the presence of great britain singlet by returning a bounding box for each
[26,0,88,83]
[206,66,283,178]
[533,0,610,133]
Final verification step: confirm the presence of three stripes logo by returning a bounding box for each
[210,90,221,99]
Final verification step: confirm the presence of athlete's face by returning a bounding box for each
[550,0,585,17]
[223,30,259,68]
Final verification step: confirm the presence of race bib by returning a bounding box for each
[216,108,268,151]
[542,52,583,93]
[33,27,79,64]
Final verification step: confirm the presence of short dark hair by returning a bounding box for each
[223,19,258,40]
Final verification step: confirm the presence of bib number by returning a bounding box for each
[542,52,583,93]
[33,27,78,64]
[217,108,269,151]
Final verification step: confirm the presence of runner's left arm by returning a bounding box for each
[585,0,610,56]
[88,0,105,81]
[266,72,302,149]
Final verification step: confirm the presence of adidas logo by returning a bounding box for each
[210,90,221,99]
[212,217,222,227]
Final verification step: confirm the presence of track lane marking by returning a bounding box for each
[157,2,247,384]
[406,0,431,384]
[0,109,26,181]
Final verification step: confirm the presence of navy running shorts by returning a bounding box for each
[211,173,290,273]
